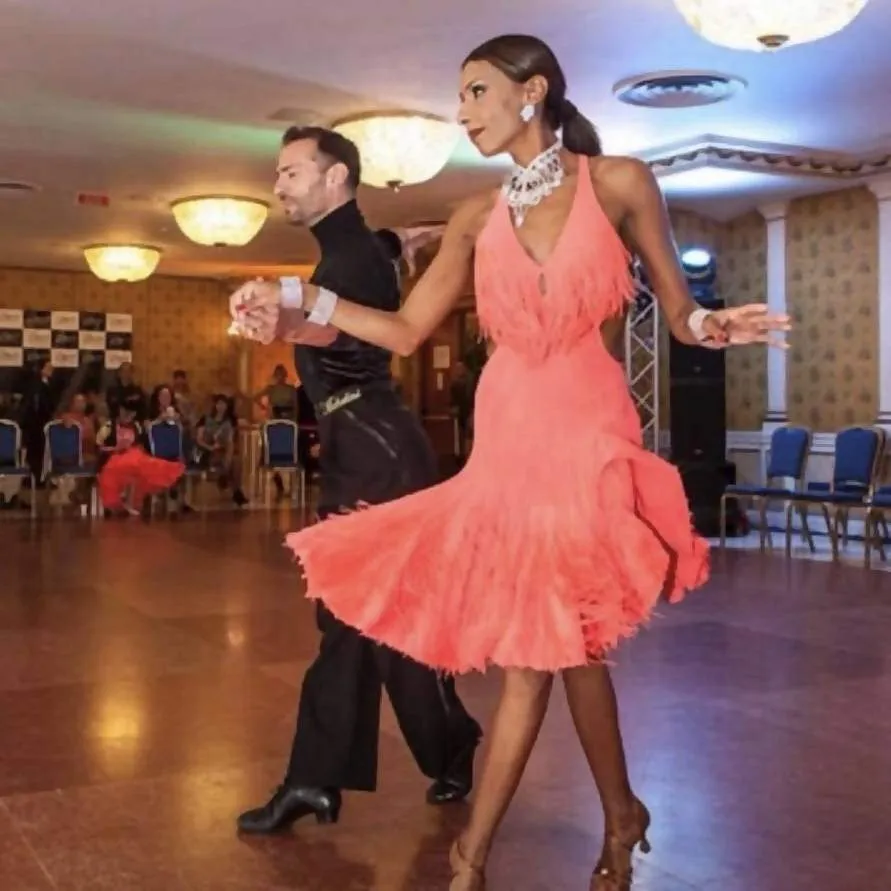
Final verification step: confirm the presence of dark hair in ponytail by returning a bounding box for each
[462,34,602,157]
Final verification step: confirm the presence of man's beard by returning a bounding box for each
[283,207,306,227]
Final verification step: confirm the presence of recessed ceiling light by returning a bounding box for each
[613,70,747,109]
[0,180,39,195]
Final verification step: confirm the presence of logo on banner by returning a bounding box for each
[0,309,23,328]
[50,311,80,331]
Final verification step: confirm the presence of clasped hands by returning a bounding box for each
[229,278,341,348]
[229,278,311,345]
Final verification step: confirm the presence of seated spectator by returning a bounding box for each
[149,384,182,425]
[171,370,196,431]
[254,365,298,421]
[58,393,97,505]
[148,384,195,513]
[195,395,248,506]
[254,366,299,499]
[59,393,97,462]
[83,387,109,426]
[96,406,184,517]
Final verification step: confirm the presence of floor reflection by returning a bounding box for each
[0,515,888,889]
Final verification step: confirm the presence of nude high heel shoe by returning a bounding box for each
[590,798,651,891]
[449,839,486,891]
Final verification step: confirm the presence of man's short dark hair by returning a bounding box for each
[281,126,361,192]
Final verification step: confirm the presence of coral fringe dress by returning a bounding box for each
[286,159,709,674]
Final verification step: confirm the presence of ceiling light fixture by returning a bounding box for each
[0,180,39,195]
[673,0,870,51]
[331,112,460,190]
[83,245,161,282]
[171,196,269,247]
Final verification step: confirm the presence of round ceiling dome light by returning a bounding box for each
[83,245,162,282]
[672,0,870,51]
[171,196,269,247]
[331,112,460,190]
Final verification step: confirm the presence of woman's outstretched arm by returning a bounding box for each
[230,193,492,356]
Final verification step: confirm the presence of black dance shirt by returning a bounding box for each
[295,200,399,404]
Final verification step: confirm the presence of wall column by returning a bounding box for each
[868,176,891,431]
[758,201,790,431]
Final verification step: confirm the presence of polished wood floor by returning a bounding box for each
[1,512,889,890]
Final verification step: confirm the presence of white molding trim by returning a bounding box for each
[726,430,764,451]
[658,429,885,543]
[726,429,838,454]
[657,429,843,454]
[868,174,891,202]
[757,201,789,222]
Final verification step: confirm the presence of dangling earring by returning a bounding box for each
[520,103,535,123]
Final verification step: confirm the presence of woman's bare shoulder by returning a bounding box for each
[587,155,659,201]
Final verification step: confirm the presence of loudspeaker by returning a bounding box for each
[668,339,725,381]
[676,460,745,538]
[667,296,744,536]
[669,380,726,463]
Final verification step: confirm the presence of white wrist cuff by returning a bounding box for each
[280,276,303,310]
[687,307,711,343]
[307,287,338,326]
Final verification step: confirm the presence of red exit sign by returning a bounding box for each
[76,192,110,207]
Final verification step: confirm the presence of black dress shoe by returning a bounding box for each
[426,732,481,805]
[236,785,341,834]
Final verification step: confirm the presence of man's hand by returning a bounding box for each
[391,225,446,277]
[229,278,337,347]
[229,278,283,345]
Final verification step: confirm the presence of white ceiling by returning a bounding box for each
[1,0,890,277]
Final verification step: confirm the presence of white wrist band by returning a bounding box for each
[280,276,303,310]
[307,286,338,326]
[687,307,711,343]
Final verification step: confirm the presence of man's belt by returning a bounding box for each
[316,381,394,418]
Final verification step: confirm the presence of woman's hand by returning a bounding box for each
[702,304,791,349]
[229,279,335,346]
[229,279,283,345]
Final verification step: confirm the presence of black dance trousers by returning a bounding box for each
[285,389,480,791]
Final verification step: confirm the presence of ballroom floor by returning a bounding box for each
[1,512,889,891]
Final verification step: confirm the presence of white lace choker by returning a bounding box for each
[502,139,565,227]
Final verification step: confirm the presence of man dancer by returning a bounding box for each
[234,126,481,834]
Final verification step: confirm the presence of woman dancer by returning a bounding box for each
[231,34,789,890]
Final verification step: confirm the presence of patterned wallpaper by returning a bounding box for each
[718,212,767,430]
[0,267,234,411]
[669,187,879,433]
[666,210,767,431]
[785,187,878,430]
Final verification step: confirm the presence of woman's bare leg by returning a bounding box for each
[457,668,554,868]
[563,664,633,824]
[563,664,649,888]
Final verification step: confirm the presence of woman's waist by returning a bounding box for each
[479,341,633,418]
[487,336,626,381]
